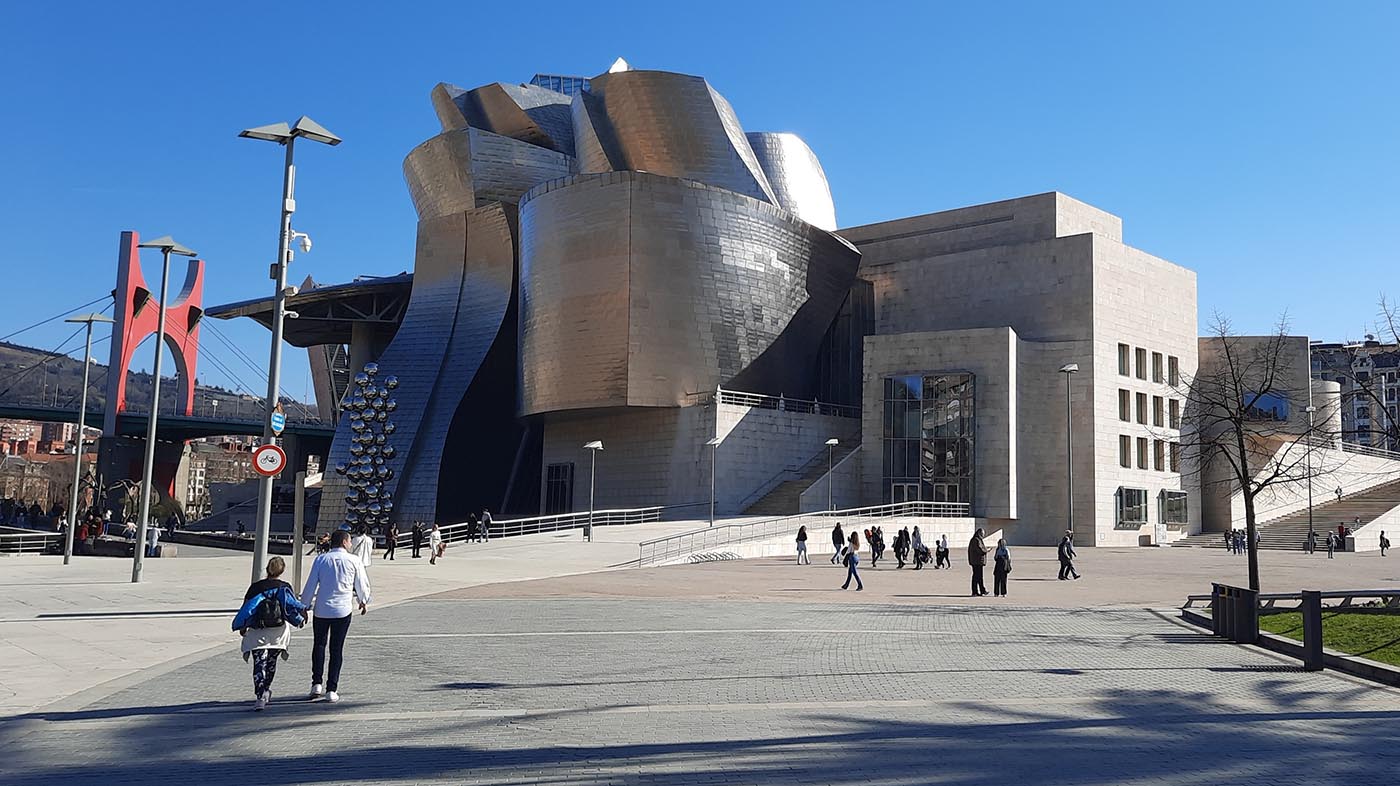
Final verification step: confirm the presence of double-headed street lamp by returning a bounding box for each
[584,440,603,542]
[239,116,341,583]
[131,237,198,583]
[1059,363,1079,537]
[63,313,113,565]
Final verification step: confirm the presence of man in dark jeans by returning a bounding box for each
[968,527,990,597]
[1058,531,1081,580]
[299,529,372,704]
[411,521,424,558]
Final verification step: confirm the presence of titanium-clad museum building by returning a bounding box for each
[237,62,1200,546]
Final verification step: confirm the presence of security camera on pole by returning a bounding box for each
[239,116,341,583]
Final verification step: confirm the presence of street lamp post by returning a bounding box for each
[825,438,840,512]
[1306,403,1317,547]
[131,237,198,583]
[706,436,723,526]
[62,313,113,565]
[240,116,341,583]
[1059,363,1079,537]
[584,441,603,541]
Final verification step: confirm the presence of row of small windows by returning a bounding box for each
[1118,389,1181,429]
[1117,488,1189,526]
[1118,343,1179,385]
[1119,435,1180,473]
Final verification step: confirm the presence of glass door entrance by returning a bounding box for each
[932,483,960,503]
[890,482,920,503]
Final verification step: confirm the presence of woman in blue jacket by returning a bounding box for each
[232,556,309,711]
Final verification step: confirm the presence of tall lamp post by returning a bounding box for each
[1305,403,1317,547]
[706,436,723,526]
[131,237,198,583]
[1059,364,1079,538]
[584,441,603,541]
[240,116,341,583]
[825,438,840,512]
[62,313,113,565]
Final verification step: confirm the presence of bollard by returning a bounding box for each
[292,471,306,592]
[1211,583,1224,637]
[1236,586,1259,644]
[1301,590,1324,671]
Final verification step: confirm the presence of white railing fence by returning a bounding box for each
[394,506,666,546]
[637,500,971,567]
[0,530,61,554]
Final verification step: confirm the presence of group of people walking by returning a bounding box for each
[798,523,1082,598]
[234,527,372,710]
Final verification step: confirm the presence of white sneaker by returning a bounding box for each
[254,695,267,711]
[327,691,340,704]
[309,683,324,699]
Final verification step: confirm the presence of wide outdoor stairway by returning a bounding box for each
[743,441,860,516]
[1172,478,1400,550]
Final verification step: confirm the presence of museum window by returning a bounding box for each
[544,463,575,515]
[1153,439,1165,471]
[1152,352,1164,383]
[1159,490,1189,526]
[1136,437,1148,469]
[1118,389,1131,422]
[881,373,975,506]
[1168,355,1180,386]
[1169,398,1180,429]
[1118,344,1130,376]
[1135,392,1147,424]
[1119,435,1132,468]
[1135,347,1147,380]
[1153,396,1165,427]
[1117,487,1148,525]
[1169,441,1181,472]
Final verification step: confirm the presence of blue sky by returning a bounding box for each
[1,1,1396,404]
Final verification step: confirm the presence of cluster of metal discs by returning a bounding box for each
[332,363,400,528]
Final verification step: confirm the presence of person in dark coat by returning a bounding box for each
[1058,531,1081,580]
[992,538,1012,597]
[1381,531,1390,557]
[384,523,398,561]
[830,522,845,564]
[894,526,909,568]
[411,521,424,559]
[968,528,989,597]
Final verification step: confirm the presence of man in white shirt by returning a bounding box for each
[299,529,371,703]
[350,526,373,572]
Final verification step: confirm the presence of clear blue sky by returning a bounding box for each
[1,1,1396,403]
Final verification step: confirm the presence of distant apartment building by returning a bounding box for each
[177,438,256,519]
[1312,339,1400,452]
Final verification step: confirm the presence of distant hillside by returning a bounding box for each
[0,340,312,417]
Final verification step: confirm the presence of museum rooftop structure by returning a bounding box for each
[220,60,1205,546]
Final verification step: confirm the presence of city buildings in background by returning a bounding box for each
[1312,339,1400,452]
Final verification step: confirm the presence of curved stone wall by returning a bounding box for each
[746,132,837,231]
[518,171,859,416]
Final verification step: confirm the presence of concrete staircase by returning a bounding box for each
[743,441,860,516]
[1172,478,1400,550]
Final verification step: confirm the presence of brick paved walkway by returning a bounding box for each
[3,596,1397,785]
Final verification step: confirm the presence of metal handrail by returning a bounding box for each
[716,388,859,419]
[637,500,971,567]
[1183,589,1400,610]
[392,506,666,546]
[0,531,61,554]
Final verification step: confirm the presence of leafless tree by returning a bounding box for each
[1182,313,1324,591]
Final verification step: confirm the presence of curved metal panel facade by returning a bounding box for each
[518,171,859,416]
[319,203,517,526]
[403,131,476,221]
[746,132,838,231]
[403,128,573,220]
[578,70,776,204]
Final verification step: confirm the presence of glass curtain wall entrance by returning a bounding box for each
[881,373,975,506]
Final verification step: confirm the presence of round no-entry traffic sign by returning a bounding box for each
[252,444,287,477]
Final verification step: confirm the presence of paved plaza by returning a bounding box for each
[2,540,1400,785]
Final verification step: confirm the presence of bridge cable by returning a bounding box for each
[0,294,113,344]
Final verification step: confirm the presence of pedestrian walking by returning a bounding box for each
[968,528,990,597]
[936,535,951,569]
[480,509,493,542]
[351,526,373,573]
[796,525,810,564]
[894,526,909,568]
[911,526,928,569]
[1305,530,1316,554]
[411,521,424,559]
[1381,531,1390,556]
[429,522,444,565]
[1335,486,1343,503]
[384,523,398,561]
[869,526,884,568]
[830,522,845,564]
[233,556,308,711]
[1058,531,1081,580]
[299,530,371,704]
[1326,531,1336,559]
[841,531,863,591]
[992,538,1012,597]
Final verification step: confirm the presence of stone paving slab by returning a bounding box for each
[3,598,1397,785]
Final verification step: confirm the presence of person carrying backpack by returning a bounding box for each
[232,556,309,711]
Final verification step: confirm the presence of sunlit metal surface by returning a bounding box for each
[746,132,837,231]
